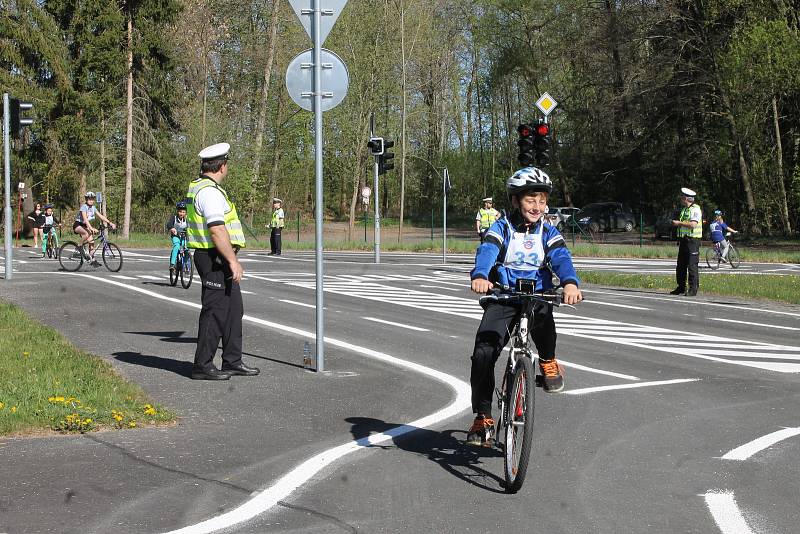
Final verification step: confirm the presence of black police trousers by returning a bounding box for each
[470,300,556,416]
[676,237,700,292]
[192,248,243,372]
[270,227,282,255]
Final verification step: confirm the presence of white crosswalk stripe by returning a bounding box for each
[284,273,800,374]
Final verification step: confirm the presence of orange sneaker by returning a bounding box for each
[466,415,495,447]
[539,358,564,393]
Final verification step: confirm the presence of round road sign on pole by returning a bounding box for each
[286,48,349,112]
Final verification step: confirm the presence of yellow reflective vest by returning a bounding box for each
[186,177,246,249]
[477,208,500,230]
[677,204,703,238]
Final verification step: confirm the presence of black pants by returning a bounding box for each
[676,237,700,292]
[270,227,282,255]
[470,301,556,416]
[193,249,243,372]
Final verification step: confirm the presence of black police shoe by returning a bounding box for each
[686,289,697,296]
[669,287,685,295]
[191,368,231,380]
[221,363,260,376]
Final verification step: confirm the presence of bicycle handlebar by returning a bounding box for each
[479,287,574,309]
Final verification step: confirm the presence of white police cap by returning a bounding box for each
[198,142,230,160]
[482,197,493,203]
[680,187,696,197]
[272,197,283,203]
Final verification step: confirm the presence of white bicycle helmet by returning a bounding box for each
[506,167,552,197]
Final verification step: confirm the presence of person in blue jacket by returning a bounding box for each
[709,210,738,261]
[466,166,582,447]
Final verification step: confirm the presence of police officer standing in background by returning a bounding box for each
[186,143,260,380]
[475,197,500,241]
[671,187,703,297]
[268,197,284,255]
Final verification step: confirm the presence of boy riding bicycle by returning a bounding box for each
[467,167,582,447]
[709,210,738,261]
[40,204,61,256]
[166,200,189,271]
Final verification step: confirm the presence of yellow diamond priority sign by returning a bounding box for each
[535,92,558,116]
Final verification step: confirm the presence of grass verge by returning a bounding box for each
[0,301,174,436]
[578,270,800,305]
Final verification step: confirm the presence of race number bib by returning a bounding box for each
[503,224,545,272]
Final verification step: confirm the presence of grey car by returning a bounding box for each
[546,207,581,231]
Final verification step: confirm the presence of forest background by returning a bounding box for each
[2,0,800,240]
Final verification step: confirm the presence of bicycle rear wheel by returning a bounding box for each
[727,246,741,269]
[58,242,84,271]
[705,248,720,270]
[169,256,179,286]
[102,242,123,272]
[180,251,193,289]
[503,355,535,493]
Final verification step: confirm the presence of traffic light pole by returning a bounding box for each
[3,94,12,280]
[313,0,324,372]
[442,167,448,265]
[373,156,380,264]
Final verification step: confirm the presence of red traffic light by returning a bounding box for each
[518,124,532,137]
[536,123,549,136]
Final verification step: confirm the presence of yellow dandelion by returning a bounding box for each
[143,406,157,416]
[11,406,17,413]
[0,402,4,410]
[128,421,137,428]
[23,351,29,358]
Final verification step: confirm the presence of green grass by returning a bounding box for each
[569,242,800,263]
[578,270,800,305]
[0,301,174,436]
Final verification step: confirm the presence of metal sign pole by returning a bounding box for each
[374,157,380,264]
[442,167,447,264]
[3,93,12,280]
[313,0,325,372]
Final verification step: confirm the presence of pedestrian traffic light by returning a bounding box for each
[368,136,384,156]
[533,122,550,167]
[379,140,395,175]
[10,98,34,140]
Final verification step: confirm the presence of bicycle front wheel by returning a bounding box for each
[705,248,720,270]
[728,246,741,269]
[102,242,123,272]
[180,251,193,289]
[58,242,84,271]
[169,257,179,286]
[503,355,535,494]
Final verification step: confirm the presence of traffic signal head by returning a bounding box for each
[368,136,384,156]
[517,123,536,166]
[379,139,395,175]
[10,98,34,139]
[534,122,550,167]
[517,121,550,167]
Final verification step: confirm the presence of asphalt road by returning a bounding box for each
[1,246,800,534]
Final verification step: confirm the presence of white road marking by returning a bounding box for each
[241,290,256,295]
[137,275,164,280]
[122,250,168,259]
[558,360,639,381]
[362,317,430,332]
[720,427,800,461]
[110,275,138,280]
[52,273,471,534]
[419,284,460,291]
[564,378,699,396]
[279,299,317,309]
[582,300,650,310]
[703,491,754,534]
[711,318,800,331]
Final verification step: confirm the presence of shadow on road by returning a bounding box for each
[345,416,506,494]
[142,281,175,288]
[123,330,306,370]
[113,351,193,377]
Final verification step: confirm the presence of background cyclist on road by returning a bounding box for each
[709,210,738,261]
[467,166,582,447]
[73,192,116,266]
[40,204,61,256]
[166,200,189,271]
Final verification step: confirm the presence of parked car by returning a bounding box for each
[546,207,581,231]
[577,202,637,232]
[654,210,679,240]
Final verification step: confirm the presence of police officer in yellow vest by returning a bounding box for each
[268,197,284,255]
[475,197,500,241]
[670,187,703,297]
[186,143,259,380]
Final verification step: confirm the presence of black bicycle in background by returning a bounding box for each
[479,283,573,493]
[169,231,193,289]
[706,233,741,270]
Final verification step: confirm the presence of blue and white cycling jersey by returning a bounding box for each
[471,212,579,292]
[709,221,728,243]
[75,203,97,223]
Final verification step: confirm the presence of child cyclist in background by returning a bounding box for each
[40,204,61,256]
[467,167,582,447]
[166,200,189,271]
[709,210,738,261]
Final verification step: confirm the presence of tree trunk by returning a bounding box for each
[772,95,792,234]
[123,13,133,239]
[247,0,280,225]
[266,93,285,204]
[100,114,107,216]
[398,0,407,242]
